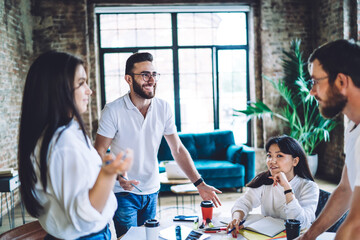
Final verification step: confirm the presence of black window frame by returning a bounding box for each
[96,8,251,145]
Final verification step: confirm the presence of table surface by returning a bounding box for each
[170,183,198,194]
[120,217,336,240]
[159,172,191,185]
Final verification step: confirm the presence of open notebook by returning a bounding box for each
[242,214,285,238]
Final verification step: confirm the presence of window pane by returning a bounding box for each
[104,53,132,103]
[100,13,172,48]
[215,13,247,45]
[99,11,249,143]
[139,49,175,114]
[218,49,248,144]
[179,48,214,133]
[104,50,175,112]
[178,13,247,46]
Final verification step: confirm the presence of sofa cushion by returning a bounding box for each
[194,160,244,179]
[157,130,235,161]
[194,131,235,160]
[179,134,198,159]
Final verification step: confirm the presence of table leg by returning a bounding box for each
[0,193,2,226]
[182,195,185,214]
[21,200,25,224]
[10,191,15,229]
[191,195,195,212]
[5,192,11,229]
[176,194,179,215]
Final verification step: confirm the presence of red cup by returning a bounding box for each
[201,201,214,221]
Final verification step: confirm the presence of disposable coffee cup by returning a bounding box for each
[285,219,301,240]
[144,219,160,240]
[200,200,214,221]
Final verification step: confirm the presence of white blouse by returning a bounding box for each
[231,175,319,229]
[32,120,117,239]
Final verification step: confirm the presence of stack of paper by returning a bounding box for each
[0,168,18,177]
[171,183,198,193]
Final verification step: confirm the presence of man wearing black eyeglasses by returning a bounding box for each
[296,40,360,240]
[94,52,222,237]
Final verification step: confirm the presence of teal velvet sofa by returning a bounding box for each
[157,130,255,192]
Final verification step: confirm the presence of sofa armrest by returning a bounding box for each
[226,144,255,184]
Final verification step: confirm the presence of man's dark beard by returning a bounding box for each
[318,85,347,119]
[133,79,156,99]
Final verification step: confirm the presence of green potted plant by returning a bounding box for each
[234,39,337,176]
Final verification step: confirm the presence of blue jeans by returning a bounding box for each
[44,224,111,240]
[113,191,158,237]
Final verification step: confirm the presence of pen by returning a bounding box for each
[204,230,222,233]
[100,152,142,192]
[204,227,226,231]
[119,174,142,192]
[228,219,245,234]
[175,225,181,240]
[100,152,127,167]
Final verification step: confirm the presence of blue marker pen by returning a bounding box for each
[228,219,246,234]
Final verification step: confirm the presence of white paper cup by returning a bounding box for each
[145,219,160,240]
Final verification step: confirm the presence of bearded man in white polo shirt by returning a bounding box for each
[94,52,222,237]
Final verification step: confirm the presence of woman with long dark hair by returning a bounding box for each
[226,135,319,238]
[18,51,132,239]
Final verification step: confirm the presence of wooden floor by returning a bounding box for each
[0,177,337,235]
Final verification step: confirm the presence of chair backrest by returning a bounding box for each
[0,220,47,240]
[316,189,348,232]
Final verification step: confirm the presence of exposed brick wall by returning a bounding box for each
[310,0,357,182]
[258,0,313,143]
[0,0,33,218]
[31,0,93,133]
[0,0,357,218]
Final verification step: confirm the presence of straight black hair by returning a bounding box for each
[125,52,153,75]
[18,51,88,217]
[247,135,314,188]
[308,39,360,88]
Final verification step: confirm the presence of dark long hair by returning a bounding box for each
[18,51,88,217]
[247,135,314,188]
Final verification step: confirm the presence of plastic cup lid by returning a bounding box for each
[145,219,159,227]
[200,200,214,208]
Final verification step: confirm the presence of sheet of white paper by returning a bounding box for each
[316,232,335,240]
[120,226,147,240]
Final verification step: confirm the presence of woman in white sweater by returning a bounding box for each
[227,135,319,238]
[18,51,133,239]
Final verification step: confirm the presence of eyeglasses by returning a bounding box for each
[309,76,328,88]
[131,72,160,82]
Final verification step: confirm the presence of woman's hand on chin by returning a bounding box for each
[268,172,291,189]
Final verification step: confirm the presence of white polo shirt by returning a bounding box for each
[97,93,177,194]
[345,121,360,191]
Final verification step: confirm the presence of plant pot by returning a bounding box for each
[307,154,318,177]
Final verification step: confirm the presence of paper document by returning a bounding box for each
[242,214,285,237]
[171,183,198,193]
[120,226,146,240]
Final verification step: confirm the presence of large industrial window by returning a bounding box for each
[96,6,250,144]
